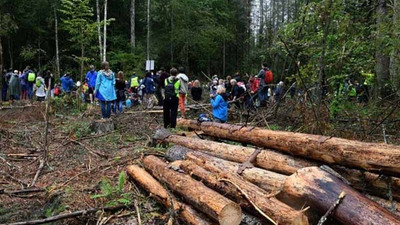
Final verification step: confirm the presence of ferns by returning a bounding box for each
[91,171,133,207]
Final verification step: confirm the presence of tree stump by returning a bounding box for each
[91,119,114,134]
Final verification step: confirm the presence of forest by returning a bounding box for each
[1,0,400,225]
[0,0,398,98]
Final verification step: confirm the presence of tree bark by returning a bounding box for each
[279,167,400,225]
[376,0,391,98]
[332,166,400,201]
[130,0,136,48]
[182,153,309,225]
[54,5,60,79]
[163,134,400,200]
[8,37,13,69]
[147,0,150,61]
[317,0,333,104]
[164,137,400,201]
[366,194,400,218]
[165,134,316,175]
[175,150,286,192]
[173,160,253,209]
[96,0,103,61]
[126,165,214,225]
[392,0,400,94]
[177,119,400,176]
[103,0,108,62]
[142,155,242,225]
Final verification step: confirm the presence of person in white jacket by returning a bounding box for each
[176,67,189,118]
[34,74,46,102]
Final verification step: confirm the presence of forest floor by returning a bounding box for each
[0,97,399,224]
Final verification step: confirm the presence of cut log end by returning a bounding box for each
[219,203,242,225]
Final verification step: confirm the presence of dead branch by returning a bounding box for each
[69,138,109,158]
[317,191,346,225]
[3,204,132,225]
[30,159,45,187]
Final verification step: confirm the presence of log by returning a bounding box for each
[165,134,315,175]
[333,166,400,201]
[366,194,400,218]
[142,156,242,225]
[174,160,252,209]
[164,134,400,201]
[181,151,286,192]
[177,119,400,176]
[279,167,400,225]
[126,165,214,225]
[183,152,309,225]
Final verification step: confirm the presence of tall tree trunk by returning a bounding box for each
[130,0,135,48]
[96,0,103,61]
[170,3,174,66]
[103,0,108,62]
[392,0,400,94]
[376,0,391,98]
[317,0,333,104]
[81,42,84,81]
[8,38,13,69]
[54,6,60,79]
[147,0,150,61]
[259,0,264,45]
[0,37,3,76]
[223,39,226,77]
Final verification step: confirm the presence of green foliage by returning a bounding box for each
[91,172,133,207]
[63,120,91,138]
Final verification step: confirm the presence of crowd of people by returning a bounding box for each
[0,62,284,128]
[1,66,55,103]
[2,61,370,129]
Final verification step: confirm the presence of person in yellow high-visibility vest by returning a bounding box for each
[130,73,139,94]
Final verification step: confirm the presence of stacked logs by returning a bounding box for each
[126,119,400,225]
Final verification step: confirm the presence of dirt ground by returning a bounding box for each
[1,97,399,225]
[0,102,166,224]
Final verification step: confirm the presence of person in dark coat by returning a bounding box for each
[191,80,202,101]
[9,70,21,102]
[113,71,126,115]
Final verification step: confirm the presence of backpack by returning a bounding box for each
[165,79,178,99]
[35,77,42,87]
[198,114,212,123]
[264,70,273,84]
[54,87,60,96]
[28,73,36,82]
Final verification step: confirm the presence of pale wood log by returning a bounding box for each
[126,165,215,225]
[165,135,400,200]
[177,119,400,176]
[166,134,315,175]
[183,151,286,192]
[184,152,309,225]
[142,156,242,225]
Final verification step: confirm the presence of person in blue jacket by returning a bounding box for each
[60,73,75,94]
[140,72,156,108]
[95,61,116,119]
[210,85,228,123]
[85,65,97,104]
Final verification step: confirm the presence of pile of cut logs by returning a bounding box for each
[126,118,400,225]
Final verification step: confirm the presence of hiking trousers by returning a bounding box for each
[163,97,179,129]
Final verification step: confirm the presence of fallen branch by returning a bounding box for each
[317,192,346,225]
[1,188,45,195]
[30,159,45,187]
[69,138,109,158]
[219,178,277,225]
[3,204,131,225]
